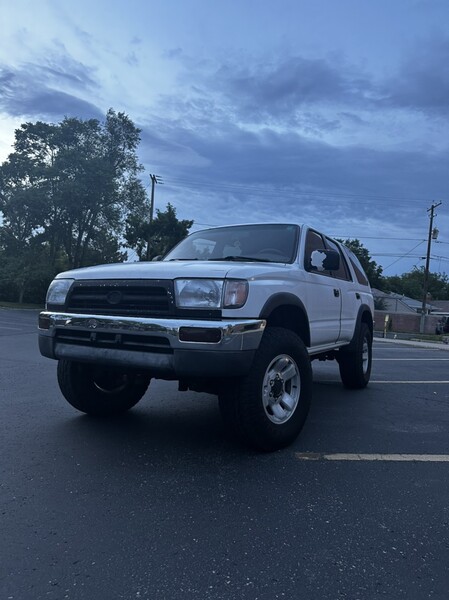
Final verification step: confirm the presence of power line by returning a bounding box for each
[382,240,426,272]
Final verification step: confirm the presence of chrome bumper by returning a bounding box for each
[38,312,266,378]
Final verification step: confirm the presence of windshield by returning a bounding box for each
[164,224,300,263]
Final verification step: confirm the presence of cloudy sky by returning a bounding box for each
[1,0,449,274]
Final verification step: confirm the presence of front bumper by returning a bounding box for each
[38,312,266,378]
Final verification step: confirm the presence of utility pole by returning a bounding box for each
[420,201,442,333]
[149,174,163,224]
[146,174,163,260]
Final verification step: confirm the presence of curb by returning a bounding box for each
[374,337,449,351]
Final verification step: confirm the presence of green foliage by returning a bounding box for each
[337,238,384,289]
[337,239,449,300]
[384,267,449,301]
[0,110,147,303]
[125,202,193,261]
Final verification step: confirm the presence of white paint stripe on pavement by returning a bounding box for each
[295,453,449,462]
[319,380,449,384]
[372,380,449,383]
[374,358,449,361]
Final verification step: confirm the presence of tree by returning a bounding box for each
[384,267,449,301]
[338,238,384,289]
[0,110,148,303]
[125,202,193,261]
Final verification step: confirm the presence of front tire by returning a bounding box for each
[338,322,372,389]
[57,360,150,416]
[219,327,312,452]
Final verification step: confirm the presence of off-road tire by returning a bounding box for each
[219,327,312,452]
[57,360,150,416]
[338,322,372,389]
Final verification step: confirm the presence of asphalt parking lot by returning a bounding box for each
[1,308,449,599]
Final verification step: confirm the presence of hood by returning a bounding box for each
[55,260,291,281]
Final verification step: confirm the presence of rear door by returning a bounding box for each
[324,237,358,343]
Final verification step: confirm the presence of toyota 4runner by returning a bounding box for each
[38,223,374,451]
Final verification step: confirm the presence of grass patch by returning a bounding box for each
[0,301,43,310]
[417,334,445,342]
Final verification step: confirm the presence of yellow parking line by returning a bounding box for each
[295,453,449,462]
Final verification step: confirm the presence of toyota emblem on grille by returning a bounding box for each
[87,319,98,329]
[106,291,122,305]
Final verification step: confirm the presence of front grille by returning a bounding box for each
[55,329,173,354]
[66,280,174,317]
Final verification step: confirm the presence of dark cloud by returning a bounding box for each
[141,113,448,221]
[212,56,372,121]
[178,38,449,128]
[381,35,449,114]
[126,52,139,67]
[0,53,102,121]
[141,43,449,240]
[34,50,98,89]
[140,42,448,226]
[338,111,368,125]
[163,48,183,60]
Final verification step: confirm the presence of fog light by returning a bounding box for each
[179,327,222,343]
[38,314,51,330]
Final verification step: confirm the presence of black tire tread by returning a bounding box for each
[57,360,149,416]
[219,327,312,452]
[338,322,372,389]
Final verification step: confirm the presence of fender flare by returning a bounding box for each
[344,304,373,352]
[259,293,311,346]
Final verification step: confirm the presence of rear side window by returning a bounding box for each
[344,247,369,286]
[325,238,351,281]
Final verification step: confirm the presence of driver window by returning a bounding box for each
[304,230,331,276]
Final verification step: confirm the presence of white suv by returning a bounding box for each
[39,223,374,451]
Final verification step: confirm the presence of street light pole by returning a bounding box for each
[146,174,163,261]
[420,201,441,333]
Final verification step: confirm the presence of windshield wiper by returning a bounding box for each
[168,258,199,261]
[208,255,269,262]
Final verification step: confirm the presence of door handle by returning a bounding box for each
[334,289,340,297]
[355,293,361,300]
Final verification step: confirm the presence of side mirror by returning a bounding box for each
[310,249,340,272]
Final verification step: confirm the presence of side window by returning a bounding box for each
[325,238,351,281]
[304,230,331,276]
[345,248,369,286]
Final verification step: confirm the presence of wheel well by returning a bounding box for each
[361,309,373,336]
[265,305,310,346]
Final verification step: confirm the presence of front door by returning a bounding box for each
[303,229,342,346]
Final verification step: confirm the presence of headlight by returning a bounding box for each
[175,279,248,309]
[175,279,223,308]
[46,279,74,307]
